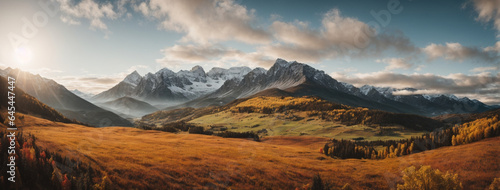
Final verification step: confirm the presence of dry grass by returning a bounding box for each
[14,114,500,189]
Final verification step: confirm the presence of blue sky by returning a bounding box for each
[0,0,499,104]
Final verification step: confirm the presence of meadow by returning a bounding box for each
[13,114,500,189]
[190,111,425,141]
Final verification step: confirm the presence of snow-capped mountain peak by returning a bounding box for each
[250,67,267,75]
[191,65,206,76]
[123,71,142,86]
[207,66,252,80]
[94,65,253,105]
[155,68,175,77]
[423,94,459,101]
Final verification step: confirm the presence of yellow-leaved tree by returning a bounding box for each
[397,165,462,190]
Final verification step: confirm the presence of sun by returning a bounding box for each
[14,46,33,64]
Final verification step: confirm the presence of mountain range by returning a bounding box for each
[91,66,252,107]
[158,59,490,116]
[1,58,493,127]
[92,58,492,118]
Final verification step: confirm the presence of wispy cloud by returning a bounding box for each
[471,0,500,35]
[375,58,413,71]
[53,65,152,94]
[55,0,120,32]
[55,75,121,94]
[156,43,274,68]
[470,66,499,73]
[484,41,500,52]
[422,42,499,63]
[155,8,419,67]
[259,9,417,63]
[60,15,81,25]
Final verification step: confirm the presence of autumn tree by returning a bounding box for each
[397,165,462,190]
[61,174,71,190]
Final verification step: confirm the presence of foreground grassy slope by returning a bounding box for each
[17,114,499,189]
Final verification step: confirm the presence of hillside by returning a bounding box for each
[1,68,133,127]
[434,108,500,126]
[0,76,74,123]
[12,114,500,189]
[98,97,158,118]
[141,96,444,140]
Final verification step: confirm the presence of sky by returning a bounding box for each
[0,0,499,104]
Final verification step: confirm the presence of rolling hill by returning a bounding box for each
[141,96,444,140]
[97,97,159,118]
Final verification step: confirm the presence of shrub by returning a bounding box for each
[159,126,178,133]
[397,165,462,190]
[310,174,324,190]
[137,124,155,130]
[215,131,260,141]
[188,126,205,134]
[490,178,500,190]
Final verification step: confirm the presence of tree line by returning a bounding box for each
[323,114,500,159]
[136,121,260,141]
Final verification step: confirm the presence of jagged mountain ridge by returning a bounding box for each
[172,59,490,116]
[92,66,253,105]
[177,59,415,113]
[351,85,491,115]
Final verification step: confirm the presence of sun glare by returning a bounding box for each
[14,46,33,64]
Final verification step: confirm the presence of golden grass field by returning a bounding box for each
[13,114,500,189]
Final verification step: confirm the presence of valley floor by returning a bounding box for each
[14,115,500,189]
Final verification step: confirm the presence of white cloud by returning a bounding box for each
[471,0,500,34]
[423,42,499,63]
[271,9,369,51]
[55,75,122,94]
[60,16,81,25]
[133,2,150,16]
[54,65,153,94]
[259,9,417,63]
[156,44,274,69]
[376,58,413,71]
[140,0,271,44]
[154,8,419,65]
[333,71,500,104]
[484,41,500,52]
[56,0,120,32]
[470,66,499,73]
